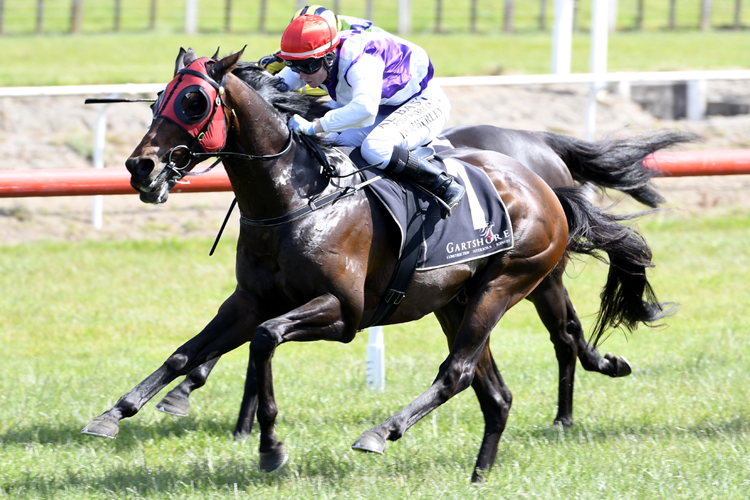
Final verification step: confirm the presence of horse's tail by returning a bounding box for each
[535,130,700,208]
[553,186,676,348]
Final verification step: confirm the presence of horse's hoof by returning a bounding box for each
[81,417,119,439]
[155,393,190,417]
[605,353,632,377]
[614,355,632,377]
[351,430,385,454]
[259,443,289,473]
[553,417,574,428]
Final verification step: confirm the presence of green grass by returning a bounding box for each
[1,213,749,498]
[3,0,750,34]
[2,30,749,87]
[1,1,749,86]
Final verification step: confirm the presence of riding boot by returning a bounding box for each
[385,146,466,218]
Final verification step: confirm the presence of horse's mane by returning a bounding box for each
[232,62,330,123]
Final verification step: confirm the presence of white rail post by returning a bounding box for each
[552,0,574,74]
[92,99,112,229]
[686,79,707,120]
[398,0,411,35]
[185,0,198,34]
[366,326,385,390]
[586,0,609,142]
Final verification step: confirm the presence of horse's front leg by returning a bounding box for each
[155,357,221,417]
[82,289,259,439]
[250,293,355,473]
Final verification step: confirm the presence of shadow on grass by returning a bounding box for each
[0,413,243,449]
[518,414,750,443]
[1,435,479,497]
[1,455,281,497]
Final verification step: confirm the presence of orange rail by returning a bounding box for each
[2,150,750,198]
[0,166,232,197]
[642,149,750,177]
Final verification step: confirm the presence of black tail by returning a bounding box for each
[535,130,700,208]
[553,186,676,347]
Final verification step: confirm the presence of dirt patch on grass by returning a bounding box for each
[1,81,749,246]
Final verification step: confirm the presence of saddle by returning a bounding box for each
[341,146,514,328]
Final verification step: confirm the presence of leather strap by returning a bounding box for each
[361,184,424,329]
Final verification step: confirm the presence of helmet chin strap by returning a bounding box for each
[322,52,336,83]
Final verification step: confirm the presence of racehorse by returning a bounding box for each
[150,61,695,431]
[83,48,670,482]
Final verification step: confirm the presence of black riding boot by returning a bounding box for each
[385,146,466,218]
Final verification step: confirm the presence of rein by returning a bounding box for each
[163,131,294,181]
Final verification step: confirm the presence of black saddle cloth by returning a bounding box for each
[342,147,514,270]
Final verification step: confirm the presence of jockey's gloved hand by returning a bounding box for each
[288,114,317,135]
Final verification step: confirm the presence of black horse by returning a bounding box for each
[151,62,695,431]
[83,49,671,482]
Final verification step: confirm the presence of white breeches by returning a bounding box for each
[328,82,451,168]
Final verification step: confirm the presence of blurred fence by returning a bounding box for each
[1,0,748,36]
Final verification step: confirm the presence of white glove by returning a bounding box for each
[288,114,317,135]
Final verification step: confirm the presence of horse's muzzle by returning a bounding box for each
[126,155,174,203]
[139,181,171,204]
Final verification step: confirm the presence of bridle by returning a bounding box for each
[162,132,294,183]
[143,55,382,251]
[152,57,295,185]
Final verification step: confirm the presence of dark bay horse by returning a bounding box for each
[151,64,695,430]
[83,49,670,482]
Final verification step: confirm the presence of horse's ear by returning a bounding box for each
[184,48,198,65]
[174,47,198,76]
[210,46,245,79]
[211,47,220,60]
[174,47,187,76]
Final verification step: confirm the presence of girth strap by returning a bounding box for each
[360,183,424,329]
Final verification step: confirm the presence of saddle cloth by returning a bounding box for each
[347,150,514,270]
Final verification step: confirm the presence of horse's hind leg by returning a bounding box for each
[233,351,258,439]
[527,273,578,427]
[155,349,260,439]
[155,357,221,417]
[528,274,632,427]
[82,289,258,439]
[351,275,537,483]
[434,300,511,483]
[565,288,632,378]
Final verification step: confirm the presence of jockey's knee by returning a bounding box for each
[361,137,394,168]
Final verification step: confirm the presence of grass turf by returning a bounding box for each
[1,213,749,498]
[1,30,749,87]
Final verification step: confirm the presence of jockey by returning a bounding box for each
[275,13,465,217]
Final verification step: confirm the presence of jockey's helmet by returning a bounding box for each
[279,14,339,75]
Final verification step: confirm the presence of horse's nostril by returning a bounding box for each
[126,157,155,177]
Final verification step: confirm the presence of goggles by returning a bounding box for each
[284,57,324,75]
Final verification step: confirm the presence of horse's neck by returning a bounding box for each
[223,84,301,220]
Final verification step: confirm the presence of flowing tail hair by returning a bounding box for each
[553,186,676,347]
[536,130,701,208]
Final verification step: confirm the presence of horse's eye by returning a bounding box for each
[181,92,208,119]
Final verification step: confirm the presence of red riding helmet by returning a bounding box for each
[279,14,339,61]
